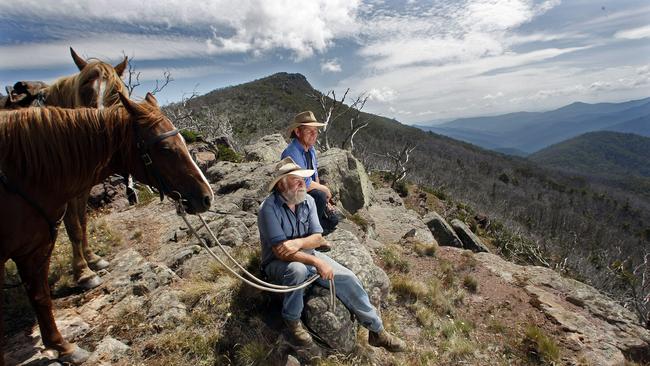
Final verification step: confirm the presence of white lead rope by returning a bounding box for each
[174,200,336,311]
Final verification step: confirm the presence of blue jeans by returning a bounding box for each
[264,251,383,333]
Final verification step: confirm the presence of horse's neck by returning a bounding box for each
[38,108,130,200]
[45,78,78,107]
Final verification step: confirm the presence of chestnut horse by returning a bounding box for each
[45,48,129,290]
[0,93,213,364]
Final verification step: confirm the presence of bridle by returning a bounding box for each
[132,120,180,202]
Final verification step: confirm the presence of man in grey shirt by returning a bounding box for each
[258,157,406,352]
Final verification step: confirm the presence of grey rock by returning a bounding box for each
[366,188,436,246]
[475,251,650,366]
[147,288,187,327]
[318,148,375,213]
[423,211,463,248]
[243,133,287,163]
[304,286,357,353]
[85,336,130,365]
[450,219,489,252]
[166,245,202,269]
[303,229,389,354]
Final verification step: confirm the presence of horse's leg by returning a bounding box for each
[64,194,102,290]
[15,248,89,364]
[77,190,109,271]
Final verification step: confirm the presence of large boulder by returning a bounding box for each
[243,134,287,163]
[476,252,650,365]
[365,188,436,245]
[423,211,463,248]
[303,229,389,353]
[450,219,489,253]
[318,148,375,213]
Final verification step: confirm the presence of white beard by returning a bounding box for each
[283,188,307,205]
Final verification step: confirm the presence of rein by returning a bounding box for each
[133,121,179,202]
[174,198,336,311]
[130,123,335,309]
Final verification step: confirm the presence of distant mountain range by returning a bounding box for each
[529,131,650,199]
[415,97,650,155]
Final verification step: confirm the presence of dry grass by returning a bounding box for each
[380,245,411,273]
[413,241,438,257]
[524,325,560,364]
[463,275,479,293]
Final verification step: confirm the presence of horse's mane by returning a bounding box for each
[45,60,127,108]
[0,101,162,191]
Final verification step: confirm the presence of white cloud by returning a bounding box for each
[321,59,342,73]
[367,87,397,102]
[357,0,561,71]
[0,0,361,61]
[615,25,650,40]
[483,92,504,100]
[0,34,209,70]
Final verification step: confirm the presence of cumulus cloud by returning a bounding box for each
[367,87,397,102]
[321,59,342,73]
[0,0,361,61]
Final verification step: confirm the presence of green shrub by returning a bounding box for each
[392,179,409,197]
[217,145,242,163]
[180,129,202,143]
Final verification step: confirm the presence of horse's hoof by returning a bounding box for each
[77,275,102,290]
[59,345,90,365]
[89,258,110,271]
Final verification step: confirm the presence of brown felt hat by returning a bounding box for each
[267,157,314,192]
[286,110,325,138]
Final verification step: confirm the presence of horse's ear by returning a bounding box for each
[118,92,141,116]
[144,92,158,107]
[114,56,128,77]
[70,47,87,70]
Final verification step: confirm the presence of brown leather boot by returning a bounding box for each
[284,319,314,346]
[368,329,407,352]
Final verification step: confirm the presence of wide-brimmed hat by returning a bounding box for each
[286,110,325,138]
[268,157,314,192]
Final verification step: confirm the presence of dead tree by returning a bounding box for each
[340,93,372,152]
[123,52,172,96]
[309,88,372,151]
[372,143,417,189]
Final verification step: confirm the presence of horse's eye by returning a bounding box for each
[159,146,174,154]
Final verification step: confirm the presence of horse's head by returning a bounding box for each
[117,92,213,214]
[68,47,128,108]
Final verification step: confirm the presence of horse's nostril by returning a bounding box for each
[203,195,212,209]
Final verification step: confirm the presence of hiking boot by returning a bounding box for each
[368,330,407,352]
[285,319,314,346]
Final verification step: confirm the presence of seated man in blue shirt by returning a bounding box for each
[258,157,406,352]
[281,111,339,234]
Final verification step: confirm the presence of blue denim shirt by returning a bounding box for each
[258,191,323,267]
[281,138,318,188]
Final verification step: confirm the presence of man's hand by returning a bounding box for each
[323,186,333,201]
[276,240,301,257]
[314,259,334,280]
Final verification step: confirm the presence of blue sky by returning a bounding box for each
[1,0,649,124]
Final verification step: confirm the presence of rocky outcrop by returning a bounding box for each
[318,148,375,213]
[450,219,489,252]
[303,229,390,353]
[243,133,287,163]
[365,188,436,245]
[475,252,650,365]
[423,211,463,248]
